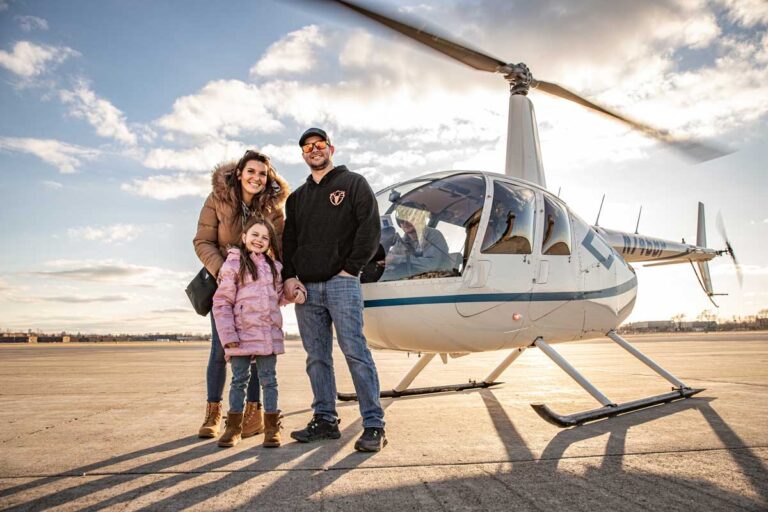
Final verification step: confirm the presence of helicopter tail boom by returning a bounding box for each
[596,201,740,304]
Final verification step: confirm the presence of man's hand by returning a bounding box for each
[293,289,306,304]
[285,277,306,302]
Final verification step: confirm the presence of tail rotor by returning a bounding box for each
[716,212,743,288]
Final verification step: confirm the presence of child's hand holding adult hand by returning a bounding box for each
[294,289,306,305]
[225,342,239,348]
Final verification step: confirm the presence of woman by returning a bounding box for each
[194,150,289,439]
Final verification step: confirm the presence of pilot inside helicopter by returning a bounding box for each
[379,204,452,281]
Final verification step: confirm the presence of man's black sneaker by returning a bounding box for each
[354,427,387,452]
[290,415,341,443]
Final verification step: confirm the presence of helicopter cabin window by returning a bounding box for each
[541,196,571,255]
[362,173,486,283]
[481,182,535,254]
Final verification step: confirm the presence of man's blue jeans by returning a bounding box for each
[207,314,260,403]
[295,274,385,428]
[229,354,278,413]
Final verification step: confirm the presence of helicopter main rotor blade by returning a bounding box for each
[325,0,729,163]
[327,0,507,73]
[534,80,729,162]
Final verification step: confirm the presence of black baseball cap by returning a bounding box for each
[299,127,330,147]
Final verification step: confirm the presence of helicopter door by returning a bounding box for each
[529,194,580,341]
[456,180,536,345]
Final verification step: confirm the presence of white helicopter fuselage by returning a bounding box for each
[361,171,638,354]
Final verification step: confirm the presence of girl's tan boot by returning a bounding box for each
[198,401,223,438]
[217,411,244,448]
[263,412,282,448]
[242,402,264,438]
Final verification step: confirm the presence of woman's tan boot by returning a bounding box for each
[198,402,223,438]
[242,402,264,438]
[263,412,282,448]
[217,411,244,448]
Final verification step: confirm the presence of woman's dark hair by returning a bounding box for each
[228,150,281,215]
[236,215,281,290]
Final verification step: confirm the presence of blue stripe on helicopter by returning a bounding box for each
[363,276,637,308]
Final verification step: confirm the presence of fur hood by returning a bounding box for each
[210,159,290,210]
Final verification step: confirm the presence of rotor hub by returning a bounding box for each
[500,63,533,95]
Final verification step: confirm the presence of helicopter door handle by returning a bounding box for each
[537,260,549,284]
[468,260,491,288]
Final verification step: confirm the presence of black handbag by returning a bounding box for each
[186,267,217,316]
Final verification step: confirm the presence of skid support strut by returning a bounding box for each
[337,352,502,401]
[484,347,525,384]
[531,335,704,428]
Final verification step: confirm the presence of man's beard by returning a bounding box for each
[308,155,331,171]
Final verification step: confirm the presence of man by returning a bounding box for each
[382,205,452,281]
[282,127,386,452]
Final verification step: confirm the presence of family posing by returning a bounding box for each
[193,128,386,452]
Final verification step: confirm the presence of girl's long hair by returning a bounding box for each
[237,216,281,290]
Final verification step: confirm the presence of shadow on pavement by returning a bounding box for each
[2,393,766,510]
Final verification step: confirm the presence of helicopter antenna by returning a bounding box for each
[557,187,561,198]
[594,194,605,227]
[634,205,643,234]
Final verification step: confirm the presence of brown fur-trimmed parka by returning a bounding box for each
[194,159,290,277]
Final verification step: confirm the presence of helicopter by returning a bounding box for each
[311,0,740,427]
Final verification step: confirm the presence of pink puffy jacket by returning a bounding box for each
[212,248,288,358]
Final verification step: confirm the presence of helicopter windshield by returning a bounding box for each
[362,173,486,283]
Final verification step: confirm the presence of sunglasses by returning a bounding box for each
[301,140,329,153]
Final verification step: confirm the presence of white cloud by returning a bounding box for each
[398,4,434,14]
[16,15,48,32]
[25,295,130,304]
[260,143,305,165]
[717,0,768,27]
[121,173,210,200]
[67,224,143,244]
[250,25,326,77]
[59,79,137,145]
[0,41,77,77]
[155,79,283,138]
[143,139,244,171]
[0,137,99,173]
[42,180,63,189]
[32,259,189,288]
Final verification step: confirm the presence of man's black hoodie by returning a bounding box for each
[281,165,381,283]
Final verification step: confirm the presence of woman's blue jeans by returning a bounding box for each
[206,314,260,403]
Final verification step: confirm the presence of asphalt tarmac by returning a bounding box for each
[1,332,766,511]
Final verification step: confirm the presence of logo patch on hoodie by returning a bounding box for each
[330,190,346,206]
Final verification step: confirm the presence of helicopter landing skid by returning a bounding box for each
[338,380,502,401]
[530,332,705,428]
[532,387,704,427]
[338,349,522,402]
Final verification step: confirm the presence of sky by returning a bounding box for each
[0,0,766,335]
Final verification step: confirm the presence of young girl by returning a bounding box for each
[212,216,305,448]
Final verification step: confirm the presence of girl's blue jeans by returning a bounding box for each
[206,314,260,403]
[229,354,278,413]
